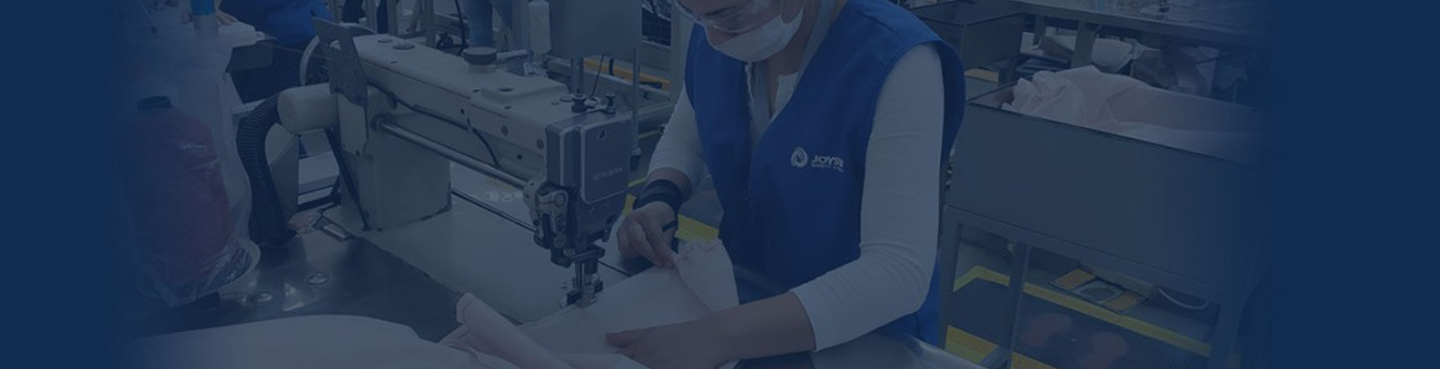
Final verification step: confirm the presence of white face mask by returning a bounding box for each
[708,7,804,63]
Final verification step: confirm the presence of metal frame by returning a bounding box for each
[937,88,1270,369]
[977,0,1270,100]
[978,0,1270,50]
[912,1,1027,83]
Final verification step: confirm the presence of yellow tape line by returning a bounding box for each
[964,68,1000,83]
[956,266,1227,361]
[946,327,1058,369]
[585,58,672,91]
[945,328,998,363]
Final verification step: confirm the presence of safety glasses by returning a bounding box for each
[671,0,791,34]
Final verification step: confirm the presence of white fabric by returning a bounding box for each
[133,241,740,369]
[648,45,945,350]
[442,294,577,369]
[515,240,738,356]
[456,239,740,369]
[130,315,627,369]
[132,315,491,369]
[1002,66,1266,162]
[1003,66,1147,129]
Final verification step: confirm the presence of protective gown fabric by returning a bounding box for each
[133,241,739,369]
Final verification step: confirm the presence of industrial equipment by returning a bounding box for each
[271,19,637,307]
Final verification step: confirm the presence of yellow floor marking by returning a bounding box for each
[964,68,1001,83]
[952,266,1242,366]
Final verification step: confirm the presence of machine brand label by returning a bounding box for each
[592,166,624,181]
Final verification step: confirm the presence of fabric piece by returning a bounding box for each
[132,241,740,369]
[1002,70,1087,125]
[441,294,576,369]
[132,315,497,369]
[1003,66,1148,129]
[518,240,738,354]
[447,240,739,369]
[1001,66,1264,162]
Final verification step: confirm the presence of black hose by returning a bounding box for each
[235,95,296,248]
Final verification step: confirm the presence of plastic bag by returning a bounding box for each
[122,23,257,307]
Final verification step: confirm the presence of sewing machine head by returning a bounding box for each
[296,19,636,307]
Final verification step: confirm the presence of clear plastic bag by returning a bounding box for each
[122,26,257,307]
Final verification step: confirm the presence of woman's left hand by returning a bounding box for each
[607,318,733,369]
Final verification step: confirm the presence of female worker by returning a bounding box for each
[609,0,966,368]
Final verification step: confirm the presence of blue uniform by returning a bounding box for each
[220,0,334,101]
[684,0,966,344]
[221,0,333,46]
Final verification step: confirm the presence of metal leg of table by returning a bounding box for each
[999,59,1018,84]
[387,0,400,36]
[1206,303,1244,369]
[935,219,964,347]
[980,242,1032,369]
[363,0,375,30]
[1071,22,1099,68]
[421,0,436,46]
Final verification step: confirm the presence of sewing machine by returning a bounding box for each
[142,9,982,369]
[275,18,637,308]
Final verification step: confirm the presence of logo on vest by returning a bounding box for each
[790,146,845,173]
[791,147,809,168]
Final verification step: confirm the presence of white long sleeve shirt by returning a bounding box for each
[650,44,946,350]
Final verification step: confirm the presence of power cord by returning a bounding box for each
[588,54,607,99]
[452,0,468,51]
[379,87,505,170]
[264,33,505,170]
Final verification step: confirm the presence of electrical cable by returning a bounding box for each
[257,36,506,170]
[588,54,607,99]
[1156,287,1211,310]
[452,0,469,51]
[299,36,322,84]
[378,87,505,171]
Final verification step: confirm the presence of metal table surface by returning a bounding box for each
[138,230,463,341]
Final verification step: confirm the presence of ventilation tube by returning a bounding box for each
[236,95,296,247]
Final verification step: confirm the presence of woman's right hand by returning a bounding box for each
[617,202,678,268]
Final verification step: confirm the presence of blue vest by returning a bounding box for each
[222,0,334,46]
[685,0,966,344]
